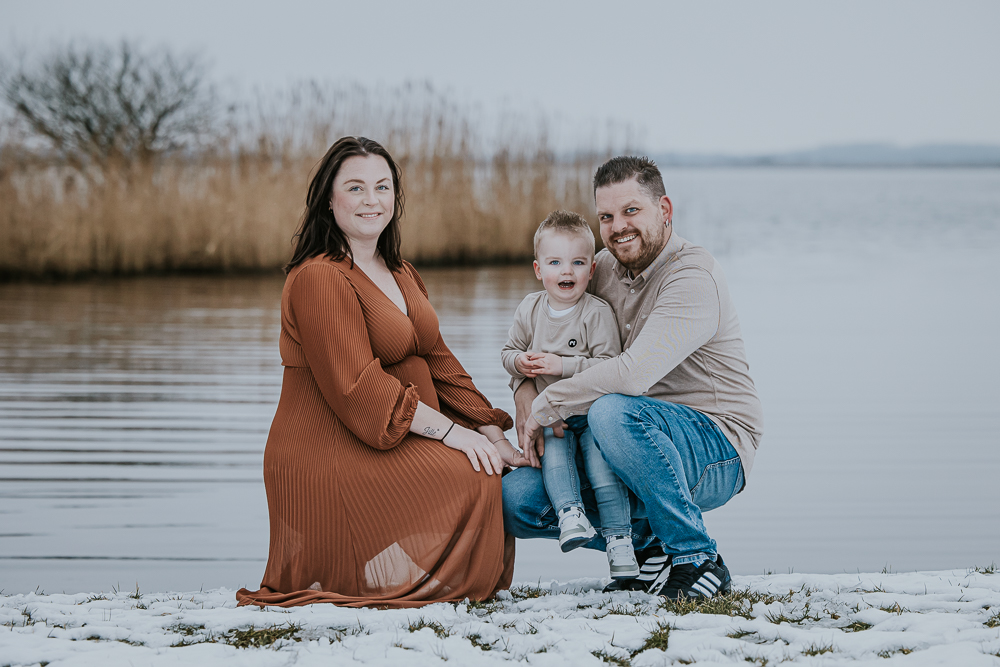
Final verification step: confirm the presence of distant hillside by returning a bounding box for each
[652,144,1000,167]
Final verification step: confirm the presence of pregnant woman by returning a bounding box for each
[237,136,526,608]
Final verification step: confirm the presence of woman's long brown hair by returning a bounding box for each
[285,136,405,273]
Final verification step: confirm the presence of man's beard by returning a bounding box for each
[609,223,669,275]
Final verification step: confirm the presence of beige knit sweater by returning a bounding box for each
[501,291,621,406]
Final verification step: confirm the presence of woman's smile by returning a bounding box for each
[329,154,396,250]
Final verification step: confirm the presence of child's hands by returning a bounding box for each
[516,352,563,378]
[514,352,536,377]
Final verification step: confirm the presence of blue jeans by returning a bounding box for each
[503,395,745,565]
[541,415,631,537]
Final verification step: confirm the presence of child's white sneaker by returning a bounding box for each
[557,507,596,552]
[606,534,640,579]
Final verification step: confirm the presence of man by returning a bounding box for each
[502,156,763,600]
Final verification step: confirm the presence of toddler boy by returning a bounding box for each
[501,210,638,579]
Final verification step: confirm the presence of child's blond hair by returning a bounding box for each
[532,210,595,258]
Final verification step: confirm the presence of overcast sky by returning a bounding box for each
[3,0,998,154]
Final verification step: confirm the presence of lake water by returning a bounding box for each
[2,168,998,595]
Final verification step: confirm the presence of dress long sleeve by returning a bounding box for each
[406,263,513,432]
[287,263,419,450]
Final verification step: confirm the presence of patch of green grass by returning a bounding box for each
[592,649,632,666]
[974,563,997,575]
[658,594,738,617]
[878,602,908,615]
[635,622,671,653]
[223,624,302,649]
[407,618,449,639]
[877,647,913,658]
[656,586,796,619]
[728,630,756,639]
[763,604,819,625]
[985,610,1000,628]
[169,623,209,647]
[466,598,503,615]
[509,584,549,601]
[802,643,833,656]
[603,602,648,617]
[844,620,873,632]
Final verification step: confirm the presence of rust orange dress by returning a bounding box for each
[236,255,514,608]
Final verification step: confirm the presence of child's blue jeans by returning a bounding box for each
[541,414,631,537]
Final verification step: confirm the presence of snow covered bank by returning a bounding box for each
[3,568,999,666]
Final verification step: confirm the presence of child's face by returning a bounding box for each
[533,231,595,308]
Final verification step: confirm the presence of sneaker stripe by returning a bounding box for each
[703,572,722,587]
[638,564,667,579]
[691,581,715,597]
[647,569,671,595]
[644,556,669,564]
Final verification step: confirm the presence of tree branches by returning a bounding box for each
[1,40,214,168]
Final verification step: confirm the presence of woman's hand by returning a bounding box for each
[442,425,504,475]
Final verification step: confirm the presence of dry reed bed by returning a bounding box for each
[0,87,608,277]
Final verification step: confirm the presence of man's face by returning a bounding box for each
[596,177,672,274]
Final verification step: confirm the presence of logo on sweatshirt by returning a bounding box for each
[568,339,577,348]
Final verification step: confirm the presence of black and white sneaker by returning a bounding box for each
[657,555,732,600]
[602,543,671,592]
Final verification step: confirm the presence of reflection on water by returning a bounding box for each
[2,168,999,594]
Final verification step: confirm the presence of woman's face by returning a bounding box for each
[329,155,395,249]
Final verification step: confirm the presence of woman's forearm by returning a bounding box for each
[410,401,455,440]
[477,423,507,444]
[410,401,510,474]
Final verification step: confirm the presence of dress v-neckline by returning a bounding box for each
[352,262,410,319]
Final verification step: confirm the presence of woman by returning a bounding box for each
[236,137,525,608]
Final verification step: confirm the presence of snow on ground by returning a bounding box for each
[2,569,999,666]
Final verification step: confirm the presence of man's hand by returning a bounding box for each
[513,381,543,467]
[513,381,568,468]
[519,414,544,465]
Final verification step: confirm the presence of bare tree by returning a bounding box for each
[1,40,214,167]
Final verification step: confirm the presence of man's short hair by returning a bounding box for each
[593,155,666,203]
[533,210,596,258]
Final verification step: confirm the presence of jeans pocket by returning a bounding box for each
[690,457,743,511]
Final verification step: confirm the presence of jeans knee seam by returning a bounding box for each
[636,414,702,527]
